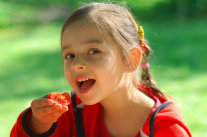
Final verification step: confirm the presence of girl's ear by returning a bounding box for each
[127,47,142,72]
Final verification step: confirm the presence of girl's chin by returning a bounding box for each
[78,92,101,106]
[80,97,99,106]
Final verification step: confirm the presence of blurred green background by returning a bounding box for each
[0,0,207,136]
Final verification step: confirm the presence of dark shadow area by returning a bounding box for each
[144,19,207,71]
[1,0,207,28]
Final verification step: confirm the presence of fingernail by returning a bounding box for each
[48,100,54,105]
[64,106,69,111]
[55,104,62,110]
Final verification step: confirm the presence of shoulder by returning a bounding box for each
[141,102,192,137]
[153,103,192,137]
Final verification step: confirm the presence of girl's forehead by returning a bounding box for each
[61,19,125,60]
[62,20,117,47]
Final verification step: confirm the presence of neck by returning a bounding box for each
[99,80,155,137]
[100,80,155,118]
[100,83,132,114]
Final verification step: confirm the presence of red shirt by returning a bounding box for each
[11,92,192,137]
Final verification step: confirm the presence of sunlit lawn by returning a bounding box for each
[0,19,206,136]
[144,18,207,136]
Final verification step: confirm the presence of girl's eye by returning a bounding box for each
[65,53,75,60]
[88,49,100,55]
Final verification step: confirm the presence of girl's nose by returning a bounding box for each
[72,56,87,71]
[75,65,86,70]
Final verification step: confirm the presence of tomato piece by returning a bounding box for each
[48,92,71,106]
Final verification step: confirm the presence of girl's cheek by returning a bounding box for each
[89,55,113,68]
[64,65,72,82]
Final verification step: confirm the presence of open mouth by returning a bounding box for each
[77,78,96,90]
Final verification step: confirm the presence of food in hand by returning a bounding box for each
[48,92,71,106]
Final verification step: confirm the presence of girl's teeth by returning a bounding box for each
[78,78,89,82]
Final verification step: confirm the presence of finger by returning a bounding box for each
[62,105,69,112]
[31,98,54,109]
[46,104,68,114]
[33,109,64,124]
[33,105,68,124]
[42,94,48,99]
[34,103,63,116]
[47,110,66,121]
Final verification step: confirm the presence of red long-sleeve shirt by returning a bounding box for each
[11,92,192,137]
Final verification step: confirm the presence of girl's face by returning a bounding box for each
[61,20,128,105]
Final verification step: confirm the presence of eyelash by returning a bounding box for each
[88,49,101,55]
[64,49,101,60]
[64,53,75,60]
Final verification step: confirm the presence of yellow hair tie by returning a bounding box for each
[128,14,138,31]
[128,14,146,52]
[138,26,144,40]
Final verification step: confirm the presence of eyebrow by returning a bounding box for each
[84,39,102,45]
[62,39,103,51]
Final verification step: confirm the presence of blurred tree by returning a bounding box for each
[171,0,207,18]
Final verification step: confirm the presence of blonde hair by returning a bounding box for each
[61,2,168,101]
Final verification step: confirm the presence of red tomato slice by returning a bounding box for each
[48,92,71,106]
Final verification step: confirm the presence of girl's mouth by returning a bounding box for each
[76,78,96,94]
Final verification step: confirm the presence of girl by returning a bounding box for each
[11,2,192,137]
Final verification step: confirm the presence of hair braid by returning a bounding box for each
[140,43,168,101]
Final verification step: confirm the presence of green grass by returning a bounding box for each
[1,18,207,137]
[144,18,207,136]
[0,23,71,136]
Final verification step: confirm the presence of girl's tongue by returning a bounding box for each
[80,79,95,90]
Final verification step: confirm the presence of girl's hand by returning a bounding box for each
[28,97,68,134]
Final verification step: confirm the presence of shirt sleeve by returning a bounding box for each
[154,104,192,137]
[154,119,191,137]
[10,105,75,137]
[10,108,31,137]
[10,108,57,137]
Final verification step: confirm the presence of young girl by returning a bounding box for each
[11,2,192,137]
